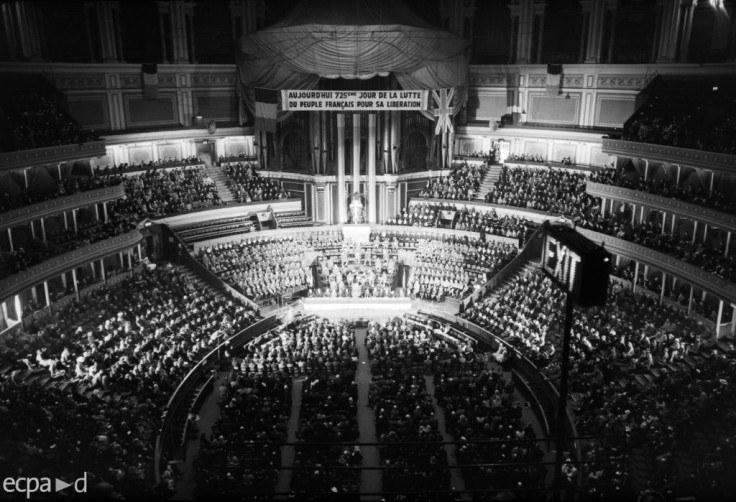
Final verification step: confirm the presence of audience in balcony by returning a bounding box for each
[114,166,221,218]
[588,169,736,215]
[484,166,593,217]
[94,156,202,175]
[0,94,100,152]
[0,174,122,214]
[622,110,736,155]
[506,153,546,163]
[222,162,285,203]
[418,162,483,200]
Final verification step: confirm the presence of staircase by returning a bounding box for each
[201,155,236,203]
[473,164,503,201]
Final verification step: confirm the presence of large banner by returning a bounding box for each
[281,90,428,111]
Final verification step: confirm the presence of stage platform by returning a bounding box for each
[302,296,412,320]
[342,224,371,243]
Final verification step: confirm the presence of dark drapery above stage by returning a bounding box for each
[236,0,470,121]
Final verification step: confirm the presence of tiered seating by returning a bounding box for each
[620,77,736,155]
[94,157,202,175]
[221,162,284,203]
[275,210,313,228]
[0,92,100,152]
[0,174,122,214]
[462,266,736,498]
[386,201,531,241]
[197,234,322,301]
[418,162,485,200]
[0,265,257,499]
[175,216,256,244]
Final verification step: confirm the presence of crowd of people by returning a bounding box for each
[622,109,736,155]
[0,173,122,214]
[588,168,736,216]
[484,166,593,217]
[198,234,322,301]
[0,265,257,499]
[407,237,517,302]
[386,202,531,242]
[114,166,222,218]
[418,162,484,200]
[315,240,398,298]
[462,267,736,498]
[93,156,203,176]
[506,153,546,163]
[0,93,100,152]
[222,162,287,203]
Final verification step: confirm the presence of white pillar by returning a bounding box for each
[367,113,377,224]
[40,217,46,242]
[337,113,346,223]
[72,209,78,232]
[716,300,724,330]
[43,281,50,307]
[725,232,731,257]
[352,113,361,197]
[633,261,639,293]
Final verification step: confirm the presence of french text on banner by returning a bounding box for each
[281,90,428,111]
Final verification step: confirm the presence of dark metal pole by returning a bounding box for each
[554,291,574,502]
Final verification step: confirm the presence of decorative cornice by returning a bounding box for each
[0,230,143,302]
[596,74,653,89]
[52,74,107,89]
[577,228,736,304]
[190,74,236,87]
[0,141,107,172]
[602,139,736,174]
[527,74,584,88]
[586,181,736,233]
[0,184,126,233]
[469,75,512,87]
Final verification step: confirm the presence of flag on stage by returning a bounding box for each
[254,88,279,133]
[432,88,455,135]
[141,63,158,99]
[546,64,563,97]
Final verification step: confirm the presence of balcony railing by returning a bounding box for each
[586,181,736,234]
[0,229,143,301]
[0,184,126,232]
[602,139,736,174]
[0,141,107,172]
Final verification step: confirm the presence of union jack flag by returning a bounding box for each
[432,88,454,135]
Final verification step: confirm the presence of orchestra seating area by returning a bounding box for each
[0,265,257,499]
[462,267,736,497]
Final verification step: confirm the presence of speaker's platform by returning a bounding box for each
[302,296,411,319]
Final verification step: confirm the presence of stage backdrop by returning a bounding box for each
[235,0,470,123]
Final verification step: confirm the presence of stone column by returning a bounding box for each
[352,113,361,196]
[605,0,618,63]
[510,0,535,64]
[676,0,697,62]
[337,113,346,223]
[534,1,546,64]
[158,2,169,63]
[390,110,401,173]
[584,0,606,63]
[508,5,519,63]
[578,1,591,62]
[367,113,377,224]
[2,1,44,60]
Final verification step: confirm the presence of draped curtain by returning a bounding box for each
[236,0,470,122]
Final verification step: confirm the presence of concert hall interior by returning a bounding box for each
[1,0,736,500]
